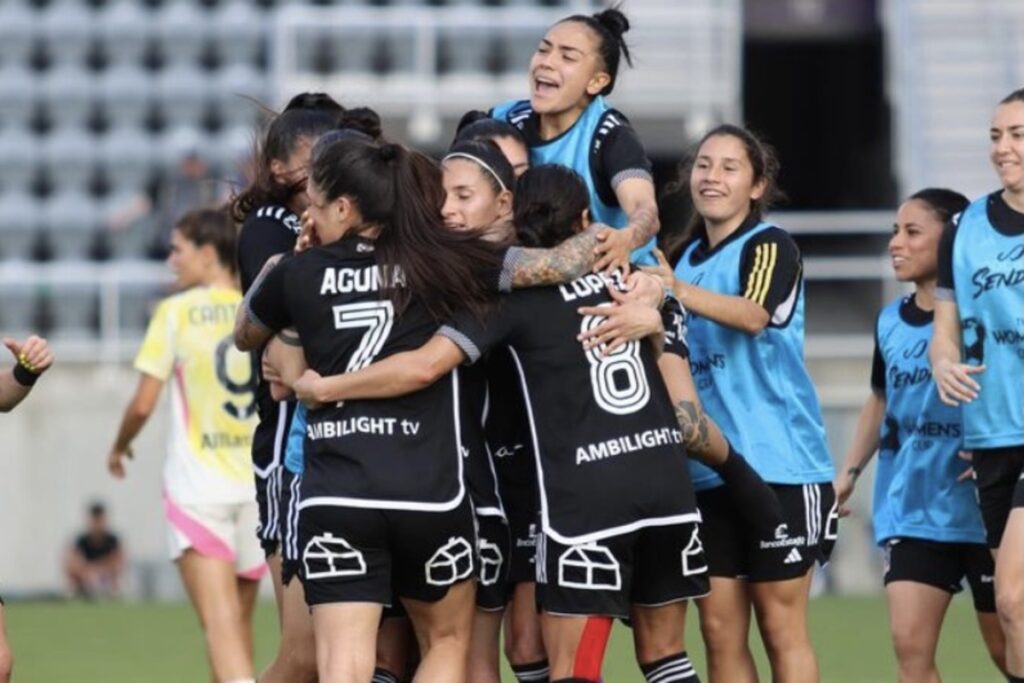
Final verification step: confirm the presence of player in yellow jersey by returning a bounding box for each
[107,208,263,683]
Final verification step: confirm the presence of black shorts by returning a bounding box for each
[698,482,838,582]
[475,514,511,612]
[299,496,477,608]
[536,522,709,619]
[504,483,539,585]
[252,399,296,556]
[971,446,1024,548]
[883,537,995,612]
[279,468,303,586]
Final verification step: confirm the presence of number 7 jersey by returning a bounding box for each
[135,286,259,505]
[247,237,471,512]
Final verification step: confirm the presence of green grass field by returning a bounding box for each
[5,596,1004,682]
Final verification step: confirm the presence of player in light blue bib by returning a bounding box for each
[645,124,835,683]
[837,188,1006,682]
[491,7,660,272]
[933,89,1024,683]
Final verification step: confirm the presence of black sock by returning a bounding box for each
[371,669,400,683]
[640,652,700,682]
[1007,676,1024,683]
[512,659,551,682]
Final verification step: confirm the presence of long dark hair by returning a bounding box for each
[908,188,969,224]
[443,139,515,195]
[664,124,783,262]
[175,207,238,274]
[229,93,382,222]
[559,6,633,96]
[514,165,589,248]
[308,136,502,320]
[454,110,527,150]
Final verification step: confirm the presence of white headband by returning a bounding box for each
[443,152,508,193]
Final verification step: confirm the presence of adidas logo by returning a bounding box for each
[784,548,803,564]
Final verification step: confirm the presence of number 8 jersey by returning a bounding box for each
[135,286,259,505]
[441,273,700,545]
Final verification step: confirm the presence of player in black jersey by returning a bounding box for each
[454,111,530,178]
[231,92,382,683]
[292,165,782,683]
[238,132,597,682]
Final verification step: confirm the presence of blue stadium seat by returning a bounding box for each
[156,64,214,130]
[212,0,267,68]
[0,125,41,195]
[98,126,156,195]
[39,0,96,68]
[0,189,40,261]
[212,63,268,129]
[0,0,37,68]
[98,65,155,131]
[40,65,97,131]
[0,65,39,130]
[42,188,102,260]
[97,0,154,68]
[41,127,98,194]
[155,1,211,67]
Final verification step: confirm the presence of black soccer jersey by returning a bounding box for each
[441,272,700,545]
[459,363,505,518]
[484,347,539,502]
[247,236,468,511]
[237,204,302,476]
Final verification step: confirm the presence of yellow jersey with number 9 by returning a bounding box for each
[135,286,258,504]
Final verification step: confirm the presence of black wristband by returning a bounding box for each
[12,363,38,387]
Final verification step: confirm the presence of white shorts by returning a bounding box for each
[163,490,268,580]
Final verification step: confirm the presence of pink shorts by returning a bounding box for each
[163,491,268,580]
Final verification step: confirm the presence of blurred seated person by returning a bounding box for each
[64,502,124,599]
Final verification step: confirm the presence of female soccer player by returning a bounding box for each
[290,164,783,683]
[232,92,381,683]
[454,111,530,178]
[836,189,1006,682]
[491,7,660,271]
[644,124,836,683]
[107,208,263,683]
[931,89,1024,682]
[0,332,54,683]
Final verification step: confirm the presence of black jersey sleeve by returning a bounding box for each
[738,227,803,317]
[870,340,886,392]
[237,210,301,293]
[592,111,654,208]
[936,215,959,300]
[661,296,689,359]
[246,255,293,333]
[439,300,516,364]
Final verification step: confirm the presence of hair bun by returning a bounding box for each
[339,107,383,140]
[456,110,489,134]
[594,8,630,40]
[379,143,400,162]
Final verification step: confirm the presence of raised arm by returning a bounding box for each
[504,225,601,289]
[656,353,730,464]
[593,178,661,273]
[293,335,467,407]
[0,336,54,412]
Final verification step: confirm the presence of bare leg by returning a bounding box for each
[259,578,318,683]
[312,602,382,683]
[885,581,950,683]
[467,608,503,683]
[749,571,818,683]
[402,580,476,683]
[696,577,757,683]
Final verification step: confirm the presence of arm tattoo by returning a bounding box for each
[674,398,711,456]
[234,254,281,350]
[627,204,660,246]
[509,225,600,288]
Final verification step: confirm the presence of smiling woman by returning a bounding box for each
[490,7,660,271]
[930,89,1024,683]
